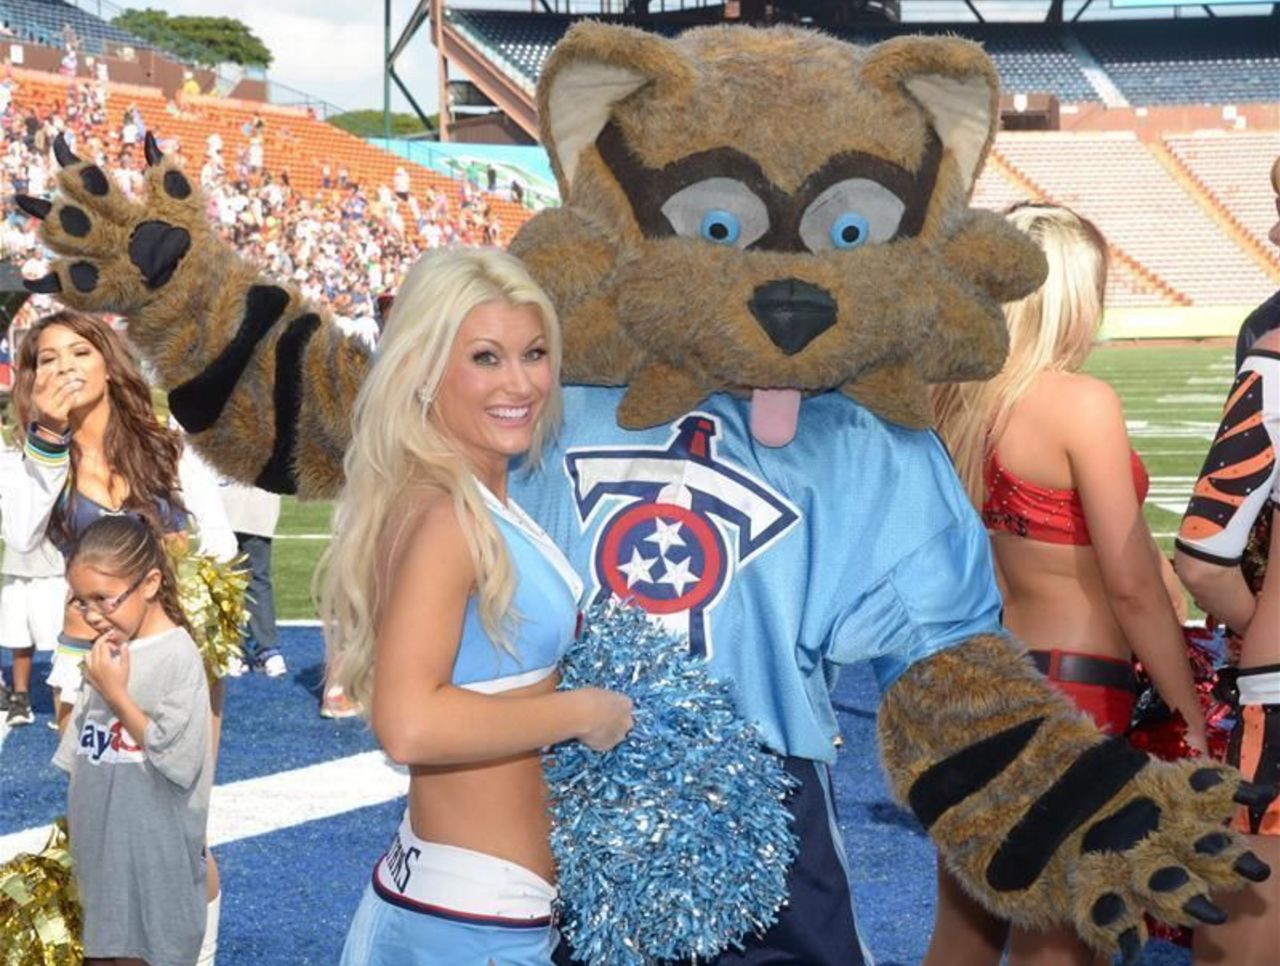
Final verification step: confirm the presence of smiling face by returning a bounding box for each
[431,300,553,482]
[34,322,109,413]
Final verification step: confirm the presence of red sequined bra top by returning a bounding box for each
[982,449,1150,546]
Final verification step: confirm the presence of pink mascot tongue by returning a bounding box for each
[750,389,803,447]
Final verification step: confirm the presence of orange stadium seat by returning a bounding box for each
[7,71,535,245]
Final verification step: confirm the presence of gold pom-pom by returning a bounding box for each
[0,819,83,965]
[168,546,250,683]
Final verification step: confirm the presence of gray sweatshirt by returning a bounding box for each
[54,626,212,966]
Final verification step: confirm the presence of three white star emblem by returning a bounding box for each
[616,546,659,588]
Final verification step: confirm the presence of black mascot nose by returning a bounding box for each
[747,279,837,355]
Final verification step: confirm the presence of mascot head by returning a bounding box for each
[510,23,1047,445]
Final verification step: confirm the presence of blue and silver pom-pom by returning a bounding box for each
[545,603,798,966]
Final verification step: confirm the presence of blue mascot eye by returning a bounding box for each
[700,209,741,245]
[830,213,869,250]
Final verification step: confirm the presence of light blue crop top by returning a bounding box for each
[452,485,584,694]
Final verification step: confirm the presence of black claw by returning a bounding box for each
[1234,851,1271,883]
[23,273,61,294]
[144,131,163,166]
[14,194,51,219]
[1118,927,1142,964]
[53,133,80,167]
[1183,894,1227,925]
[1233,781,1277,809]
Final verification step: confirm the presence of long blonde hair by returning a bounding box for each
[934,203,1108,506]
[317,248,563,713]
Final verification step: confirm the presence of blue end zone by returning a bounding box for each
[0,628,1189,964]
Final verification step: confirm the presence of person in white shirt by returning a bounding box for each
[0,431,66,726]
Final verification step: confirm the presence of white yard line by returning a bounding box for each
[0,751,407,864]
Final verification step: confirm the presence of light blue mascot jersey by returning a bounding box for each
[510,385,1004,763]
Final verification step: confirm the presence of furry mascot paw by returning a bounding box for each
[20,133,217,310]
[880,635,1274,961]
[20,133,365,498]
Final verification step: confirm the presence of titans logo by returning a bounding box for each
[565,414,800,657]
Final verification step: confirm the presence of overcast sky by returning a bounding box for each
[151,0,1272,118]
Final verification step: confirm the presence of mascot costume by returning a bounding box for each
[19,22,1273,965]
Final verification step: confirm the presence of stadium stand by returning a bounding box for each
[848,23,1100,102]
[1,67,541,333]
[0,0,151,58]
[5,69,533,227]
[446,9,684,91]
[1075,18,1280,107]
[995,131,1277,308]
[973,155,1176,310]
[1164,131,1280,264]
[446,9,1280,108]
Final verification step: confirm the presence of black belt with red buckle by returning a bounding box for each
[1029,650,1137,693]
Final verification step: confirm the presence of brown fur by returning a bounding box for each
[880,636,1261,948]
[33,151,364,497]
[517,23,1047,427]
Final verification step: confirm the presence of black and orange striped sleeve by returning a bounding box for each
[1176,350,1280,566]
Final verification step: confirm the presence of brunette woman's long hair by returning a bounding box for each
[13,310,187,548]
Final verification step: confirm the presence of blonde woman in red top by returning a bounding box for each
[929,203,1206,966]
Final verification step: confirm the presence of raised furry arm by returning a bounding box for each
[18,134,363,498]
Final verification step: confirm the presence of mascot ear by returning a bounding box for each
[537,22,695,195]
[860,36,999,197]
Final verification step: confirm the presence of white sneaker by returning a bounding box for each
[225,654,249,678]
[260,653,288,678]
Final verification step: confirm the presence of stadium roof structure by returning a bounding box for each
[389,1,1278,143]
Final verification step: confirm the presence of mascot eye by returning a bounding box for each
[700,210,740,245]
[829,213,869,250]
[660,178,769,249]
[798,179,905,253]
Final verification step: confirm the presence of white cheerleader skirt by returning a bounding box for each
[339,813,560,966]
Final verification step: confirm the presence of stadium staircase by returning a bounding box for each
[983,143,1188,308]
[1162,132,1280,275]
[1146,136,1280,286]
[9,68,535,243]
[994,132,1274,308]
[1059,30,1128,109]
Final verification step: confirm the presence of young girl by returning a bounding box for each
[53,515,212,966]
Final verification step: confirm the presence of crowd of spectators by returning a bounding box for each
[0,70,517,345]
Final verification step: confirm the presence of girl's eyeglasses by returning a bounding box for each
[68,573,147,616]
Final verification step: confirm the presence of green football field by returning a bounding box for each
[265,342,1236,620]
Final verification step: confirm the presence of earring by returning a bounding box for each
[416,387,431,407]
